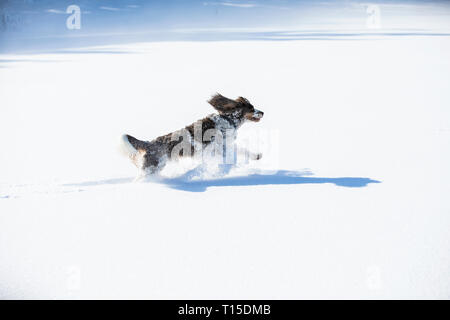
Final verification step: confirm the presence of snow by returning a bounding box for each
[1,38,450,299]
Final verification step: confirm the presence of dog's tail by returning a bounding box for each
[118,134,147,158]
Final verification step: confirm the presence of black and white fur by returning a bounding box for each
[119,93,264,176]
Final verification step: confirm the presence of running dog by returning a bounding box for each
[119,94,264,175]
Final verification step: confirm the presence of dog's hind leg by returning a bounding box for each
[133,153,167,182]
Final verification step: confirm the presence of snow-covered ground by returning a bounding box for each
[1,38,450,299]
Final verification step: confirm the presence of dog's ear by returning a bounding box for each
[208,93,238,114]
[235,96,249,104]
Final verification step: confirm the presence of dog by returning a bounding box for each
[119,93,264,175]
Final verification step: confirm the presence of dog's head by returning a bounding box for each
[208,94,264,122]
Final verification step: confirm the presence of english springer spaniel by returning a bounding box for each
[120,93,264,176]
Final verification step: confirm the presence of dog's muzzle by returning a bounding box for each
[254,110,264,119]
[251,110,264,121]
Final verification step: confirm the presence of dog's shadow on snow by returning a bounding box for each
[157,169,380,192]
[65,169,380,192]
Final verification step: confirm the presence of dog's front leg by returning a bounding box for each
[237,146,262,161]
